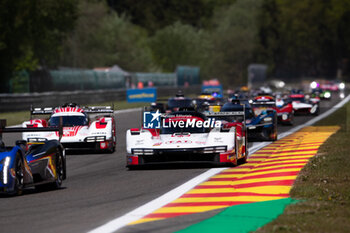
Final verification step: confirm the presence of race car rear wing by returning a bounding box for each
[0,119,63,141]
[83,106,114,114]
[204,104,246,124]
[251,100,276,107]
[30,106,55,115]
[205,111,245,116]
[30,105,114,116]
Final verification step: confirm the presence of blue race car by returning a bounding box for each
[221,99,277,142]
[0,119,66,195]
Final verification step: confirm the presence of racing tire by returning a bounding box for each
[52,148,64,188]
[237,155,247,165]
[109,122,117,153]
[107,144,115,153]
[287,113,294,126]
[238,135,248,165]
[282,113,294,126]
[233,132,238,166]
[36,148,64,191]
[14,154,24,195]
[272,114,278,141]
[112,136,116,153]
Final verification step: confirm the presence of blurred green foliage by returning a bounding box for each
[208,0,261,86]
[60,1,154,72]
[1,0,350,92]
[257,0,350,79]
[0,0,78,92]
[149,22,210,72]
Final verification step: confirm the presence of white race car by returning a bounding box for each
[289,94,319,115]
[126,110,247,168]
[22,103,116,152]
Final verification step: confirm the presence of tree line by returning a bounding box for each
[0,0,349,92]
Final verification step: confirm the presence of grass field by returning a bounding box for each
[254,102,350,232]
[0,93,194,126]
[0,100,147,126]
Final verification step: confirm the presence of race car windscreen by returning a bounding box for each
[221,103,254,119]
[194,99,216,105]
[291,97,305,102]
[252,102,275,109]
[50,116,88,127]
[168,99,193,109]
[207,114,242,123]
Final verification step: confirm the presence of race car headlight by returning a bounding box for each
[310,105,318,113]
[282,114,288,120]
[204,146,227,154]
[2,157,10,184]
[132,149,154,155]
[310,81,318,89]
[324,92,331,98]
[28,138,47,142]
[263,117,272,122]
[203,147,214,153]
[85,136,106,142]
[339,82,345,90]
[143,149,154,155]
[133,149,143,155]
[215,146,227,153]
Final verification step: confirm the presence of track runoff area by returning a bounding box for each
[89,94,350,233]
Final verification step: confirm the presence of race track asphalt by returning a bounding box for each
[0,94,344,233]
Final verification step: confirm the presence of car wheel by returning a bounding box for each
[288,113,294,125]
[107,128,116,153]
[107,147,115,153]
[36,148,64,191]
[262,128,270,140]
[238,155,247,165]
[272,114,278,141]
[14,154,24,195]
[53,148,64,188]
[107,140,115,153]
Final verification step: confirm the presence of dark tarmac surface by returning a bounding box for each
[0,94,344,233]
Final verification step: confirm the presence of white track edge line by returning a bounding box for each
[88,168,226,233]
[89,95,350,233]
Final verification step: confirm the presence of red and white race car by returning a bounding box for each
[126,110,247,168]
[289,94,319,115]
[320,81,339,91]
[22,103,116,152]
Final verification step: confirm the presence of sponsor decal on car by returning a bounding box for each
[165,140,192,144]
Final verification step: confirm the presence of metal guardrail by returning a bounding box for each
[0,86,201,112]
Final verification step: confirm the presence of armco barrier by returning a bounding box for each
[0,86,200,112]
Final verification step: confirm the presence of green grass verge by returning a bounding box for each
[0,111,31,126]
[254,101,350,233]
[0,93,198,126]
[0,100,148,126]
